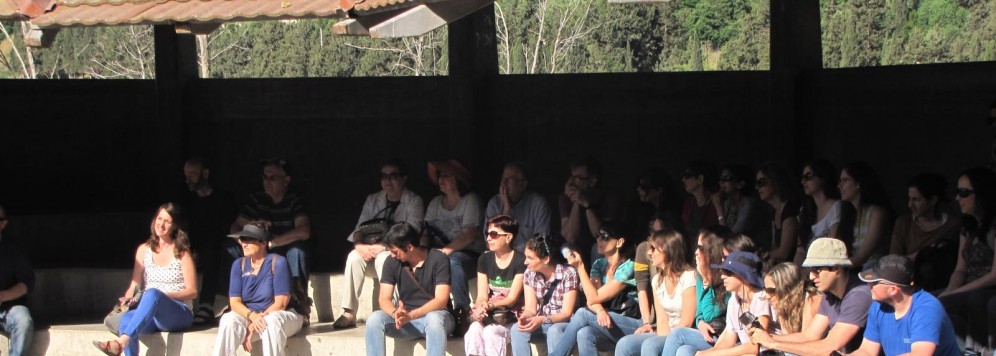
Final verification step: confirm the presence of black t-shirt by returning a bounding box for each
[381,248,451,310]
[0,238,33,310]
[182,188,237,249]
[239,192,308,236]
[477,251,527,299]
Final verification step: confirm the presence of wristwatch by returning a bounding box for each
[543,316,553,324]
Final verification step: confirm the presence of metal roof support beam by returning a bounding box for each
[447,4,496,173]
[153,25,198,200]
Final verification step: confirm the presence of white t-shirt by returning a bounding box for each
[725,290,772,345]
[425,193,484,252]
[811,200,843,239]
[653,269,697,328]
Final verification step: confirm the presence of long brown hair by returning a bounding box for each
[650,229,693,287]
[146,203,191,259]
[699,230,728,311]
[767,262,817,333]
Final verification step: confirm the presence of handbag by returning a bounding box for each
[104,286,143,335]
[606,286,640,318]
[486,306,517,325]
[421,223,451,248]
[351,218,391,245]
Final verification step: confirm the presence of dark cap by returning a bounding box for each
[711,251,765,288]
[227,224,271,243]
[858,254,914,286]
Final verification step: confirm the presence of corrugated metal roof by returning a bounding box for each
[352,0,420,13]
[31,0,345,28]
[1,0,21,18]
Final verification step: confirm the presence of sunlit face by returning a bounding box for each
[183,162,206,191]
[524,247,548,271]
[721,270,744,292]
[838,170,859,202]
[908,187,935,218]
[647,241,667,268]
[501,166,528,200]
[380,165,406,196]
[637,179,661,203]
[808,266,838,293]
[262,165,290,197]
[756,171,774,201]
[956,175,976,215]
[801,166,822,196]
[719,169,737,194]
[387,244,413,262]
[694,234,708,275]
[569,166,595,191]
[867,281,894,302]
[486,225,513,252]
[153,209,175,239]
[596,231,618,255]
[763,276,779,306]
[238,237,265,257]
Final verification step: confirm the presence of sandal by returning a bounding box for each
[193,306,215,324]
[92,339,122,356]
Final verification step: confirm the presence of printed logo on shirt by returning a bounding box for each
[490,276,513,288]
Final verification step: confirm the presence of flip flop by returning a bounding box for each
[92,339,122,356]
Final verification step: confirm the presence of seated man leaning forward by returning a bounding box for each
[335,158,424,329]
[365,222,455,356]
[847,255,960,356]
[750,237,873,356]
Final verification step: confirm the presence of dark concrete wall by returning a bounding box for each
[1,62,994,271]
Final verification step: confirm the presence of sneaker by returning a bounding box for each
[332,314,357,329]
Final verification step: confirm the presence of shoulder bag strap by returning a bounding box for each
[540,279,561,308]
[403,266,435,300]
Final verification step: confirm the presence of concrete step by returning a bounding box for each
[1,322,552,356]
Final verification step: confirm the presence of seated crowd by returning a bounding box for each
[1,156,994,356]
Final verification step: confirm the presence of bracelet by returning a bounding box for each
[245,310,254,319]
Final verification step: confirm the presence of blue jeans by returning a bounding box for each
[449,251,477,309]
[270,240,309,281]
[119,289,193,356]
[615,333,668,356]
[0,305,34,356]
[365,309,454,356]
[549,308,643,356]
[509,322,568,356]
[661,327,714,356]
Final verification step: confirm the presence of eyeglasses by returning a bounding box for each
[262,174,286,182]
[801,172,816,181]
[755,178,769,188]
[957,188,975,198]
[380,173,403,181]
[719,175,735,183]
[486,231,510,240]
[596,231,614,241]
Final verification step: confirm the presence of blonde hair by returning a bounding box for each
[767,263,817,333]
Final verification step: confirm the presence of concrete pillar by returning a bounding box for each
[153,25,198,202]
[447,5,497,175]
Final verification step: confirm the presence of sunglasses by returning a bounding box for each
[957,188,975,198]
[719,175,735,183]
[238,237,261,244]
[682,171,699,179]
[764,287,777,295]
[755,178,769,188]
[801,172,816,181]
[486,231,510,240]
[809,266,834,274]
[596,231,614,241]
[380,172,403,181]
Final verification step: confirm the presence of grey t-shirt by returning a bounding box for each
[817,275,872,354]
[484,190,551,251]
[425,193,484,252]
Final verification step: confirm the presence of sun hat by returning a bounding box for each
[428,160,472,187]
[711,251,765,288]
[227,224,270,243]
[801,237,853,268]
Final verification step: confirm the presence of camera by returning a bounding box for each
[561,247,572,260]
[739,311,761,329]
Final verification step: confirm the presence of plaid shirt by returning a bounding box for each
[524,264,579,316]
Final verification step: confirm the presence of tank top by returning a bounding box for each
[143,246,195,313]
[852,207,881,268]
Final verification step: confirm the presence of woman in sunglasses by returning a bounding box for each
[93,203,198,356]
[465,215,527,356]
[548,223,641,356]
[756,162,802,266]
[615,229,697,356]
[760,263,821,337]
[939,167,996,353]
[838,162,893,269]
[798,159,855,264]
[659,228,731,356]
[713,164,772,254]
[509,234,579,356]
[211,221,304,356]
